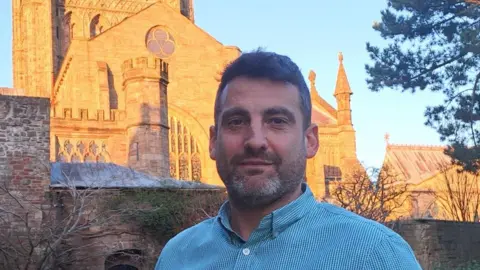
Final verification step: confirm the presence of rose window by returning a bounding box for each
[146,27,176,58]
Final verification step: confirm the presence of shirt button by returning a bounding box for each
[242,248,250,256]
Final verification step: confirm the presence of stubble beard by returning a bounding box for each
[217,149,307,210]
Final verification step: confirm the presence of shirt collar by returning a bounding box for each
[216,182,317,244]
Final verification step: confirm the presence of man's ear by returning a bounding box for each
[209,125,217,160]
[305,123,319,159]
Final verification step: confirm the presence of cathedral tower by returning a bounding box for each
[12,0,55,97]
[122,57,170,177]
[333,52,358,169]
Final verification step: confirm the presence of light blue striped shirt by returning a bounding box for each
[155,183,421,269]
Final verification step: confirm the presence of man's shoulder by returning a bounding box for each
[155,217,218,269]
[311,203,421,268]
[312,202,400,239]
[163,216,217,251]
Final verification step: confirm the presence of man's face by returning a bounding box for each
[209,76,319,209]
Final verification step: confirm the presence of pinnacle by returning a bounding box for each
[334,52,352,96]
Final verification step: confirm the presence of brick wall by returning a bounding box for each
[391,219,480,270]
[0,95,50,268]
[0,95,50,203]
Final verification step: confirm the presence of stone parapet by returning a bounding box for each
[52,107,126,122]
[121,56,169,84]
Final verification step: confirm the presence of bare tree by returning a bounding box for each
[0,167,128,270]
[329,166,410,223]
[0,162,224,270]
[433,165,480,222]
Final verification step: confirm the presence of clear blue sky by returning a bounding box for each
[0,0,445,168]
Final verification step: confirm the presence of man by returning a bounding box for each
[155,50,422,269]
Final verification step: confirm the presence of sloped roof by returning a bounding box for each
[383,144,451,185]
[308,70,337,124]
[312,105,336,125]
[50,162,222,190]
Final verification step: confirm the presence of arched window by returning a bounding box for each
[89,14,110,38]
[105,249,142,270]
[108,265,138,270]
[168,117,202,181]
[90,14,100,38]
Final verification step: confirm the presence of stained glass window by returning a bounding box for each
[177,121,182,153]
[192,153,201,182]
[179,153,189,180]
[146,27,176,59]
[169,154,177,178]
[183,134,189,153]
[170,117,176,152]
[190,136,196,154]
[168,117,202,181]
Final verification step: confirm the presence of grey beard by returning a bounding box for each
[225,173,301,210]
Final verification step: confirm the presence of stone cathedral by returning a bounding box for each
[11,0,360,199]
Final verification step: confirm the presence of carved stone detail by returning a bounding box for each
[56,137,111,163]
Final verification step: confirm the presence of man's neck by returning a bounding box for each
[229,184,303,241]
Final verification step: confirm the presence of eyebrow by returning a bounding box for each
[220,107,250,124]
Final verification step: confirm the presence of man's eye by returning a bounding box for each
[227,119,244,126]
[268,117,288,125]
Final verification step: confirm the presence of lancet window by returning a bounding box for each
[168,117,202,182]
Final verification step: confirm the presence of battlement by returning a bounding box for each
[121,57,169,82]
[52,107,126,122]
[0,87,25,96]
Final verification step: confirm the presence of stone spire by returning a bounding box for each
[308,70,322,101]
[334,52,352,97]
[333,52,358,171]
[333,52,353,126]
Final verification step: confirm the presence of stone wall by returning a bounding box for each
[53,188,161,270]
[0,95,51,269]
[391,219,480,270]
[0,95,50,203]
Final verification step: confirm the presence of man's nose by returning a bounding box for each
[244,122,267,152]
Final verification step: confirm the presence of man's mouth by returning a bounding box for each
[239,159,274,166]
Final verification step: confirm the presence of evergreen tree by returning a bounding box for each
[366,0,480,172]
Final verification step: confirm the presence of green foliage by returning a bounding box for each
[366,0,480,172]
[105,189,226,241]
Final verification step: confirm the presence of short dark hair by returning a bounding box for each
[214,49,311,130]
